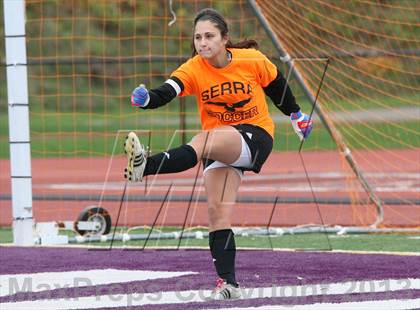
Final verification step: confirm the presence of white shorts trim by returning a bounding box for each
[203,135,252,177]
[231,134,252,167]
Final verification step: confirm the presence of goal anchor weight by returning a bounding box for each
[34,205,112,245]
[74,206,112,236]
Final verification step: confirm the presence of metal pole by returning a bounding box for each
[4,0,34,244]
[247,0,383,227]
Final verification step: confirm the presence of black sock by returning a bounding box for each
[144,144,198,176]
[209,229,238,287]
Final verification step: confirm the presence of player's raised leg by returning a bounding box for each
[123,126,242,182]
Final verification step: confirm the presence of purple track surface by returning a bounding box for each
[1,246,419,309]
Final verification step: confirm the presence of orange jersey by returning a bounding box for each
[171,48,277,137]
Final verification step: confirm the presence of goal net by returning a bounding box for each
[251,0,419,228]
[1,0,418,246]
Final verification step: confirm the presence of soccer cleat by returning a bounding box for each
[124,131,147,182]
[209,278,241,300]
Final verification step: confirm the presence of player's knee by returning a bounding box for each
[208,200,218,213]
[208,201,232,222]
[188,132,208,159]
[208,201,221,219]
[189,130,222,159]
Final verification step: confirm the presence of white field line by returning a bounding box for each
[213,298,420,310]
[45,185,420,193]
[39,171,419,193]
[0,269,197,298]
[43,182,419,193]
[1,278,419,310]
[41,171,420,187]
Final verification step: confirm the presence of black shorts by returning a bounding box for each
[203,124,273,174]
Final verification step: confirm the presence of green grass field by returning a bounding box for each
[1,227,418,253]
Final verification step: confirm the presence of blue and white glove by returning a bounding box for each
[290,110,313,141]
[131,84,150,108]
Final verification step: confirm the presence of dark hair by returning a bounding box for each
[191,8,258,57]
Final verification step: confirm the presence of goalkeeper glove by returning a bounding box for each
[131,84,150,108]
[290,110,313,141]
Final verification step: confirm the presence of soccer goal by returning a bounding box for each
[2,0,419,247]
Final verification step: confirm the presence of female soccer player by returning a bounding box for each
[126,8,312,300]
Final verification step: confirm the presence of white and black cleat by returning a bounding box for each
[208,278,241,300]
[124,132,147,182]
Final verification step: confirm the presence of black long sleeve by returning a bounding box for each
[263,69,300,116]
[141,77,184,109]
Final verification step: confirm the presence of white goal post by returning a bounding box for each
[4,0,34,245]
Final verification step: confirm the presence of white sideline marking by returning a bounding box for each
[0,269,196,297]
[213,298,420,310]
[45,177,420,193]
[1,278,419,309]
[42,171,420,192]
[45,183,420,193]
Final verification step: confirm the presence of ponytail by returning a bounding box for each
[226,39,258,50]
